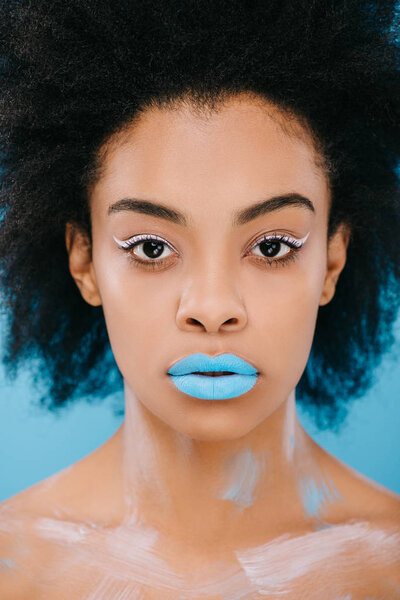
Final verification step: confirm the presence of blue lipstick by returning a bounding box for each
[167,353,259,400]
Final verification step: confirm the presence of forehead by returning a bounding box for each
[90,94,329,218]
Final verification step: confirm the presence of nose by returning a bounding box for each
[175,267,248,334]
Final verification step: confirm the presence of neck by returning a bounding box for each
[116,384,333,551]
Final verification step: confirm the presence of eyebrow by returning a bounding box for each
[107,193,315,227]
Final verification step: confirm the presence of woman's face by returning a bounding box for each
[68,94,348,441]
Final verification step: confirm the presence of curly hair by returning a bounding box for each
[0,0,399,428]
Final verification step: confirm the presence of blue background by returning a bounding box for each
[0,313,399,502]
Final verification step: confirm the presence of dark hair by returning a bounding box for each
[0,0,399,428]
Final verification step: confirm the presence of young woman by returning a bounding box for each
[0,1,399,598]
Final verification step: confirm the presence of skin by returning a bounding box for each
[0,93,399,599]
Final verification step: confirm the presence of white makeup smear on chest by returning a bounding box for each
[35,516,90,544]
[2,503,393,599]
[235,521,400,596]
[84,573,145,600]
[2,504,400,600]
[26,508,255,598]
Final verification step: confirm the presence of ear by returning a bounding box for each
[319,222,351,307]
[65,222,102,307]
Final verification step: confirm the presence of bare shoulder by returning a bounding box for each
[0,427,123,525]
[0,431,124,598]
[0,457,101,599]
[0,492,41,599]
[310,432,400,524]
[0,485,93,600]
[313,441,400,591]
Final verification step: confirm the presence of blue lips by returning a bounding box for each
[167,353,259,400]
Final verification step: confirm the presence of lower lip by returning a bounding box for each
[168,373,259,400]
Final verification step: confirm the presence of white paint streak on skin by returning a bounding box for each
[35,517,89,543]
[218,449,267,510]
[283,399,296,462]
[84,574,145,600]
[2,504,400,599]
[122,397,167,511]
[235,521,400,596]
[298,473,343,520]
[37,519,253,598]
[91,527,253,598]
[30,515,183,592]
[0,508,254,598]
[280,396,343,526]
[290,427,344,525]
[0,557,15,571]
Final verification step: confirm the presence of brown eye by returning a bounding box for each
[113,233,176,263]
[251,239,291,259]
[246,232,310,268]
[132,239,174,261]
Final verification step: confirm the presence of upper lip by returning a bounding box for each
[167,353,259,376]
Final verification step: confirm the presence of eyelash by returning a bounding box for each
[113,231,309,271]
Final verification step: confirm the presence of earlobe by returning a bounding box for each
[65,222,102,307]
[319,223,351,307]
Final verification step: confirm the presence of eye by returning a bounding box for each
[113,233,176,264]
[251,236,292,259]
[247,232,310,266]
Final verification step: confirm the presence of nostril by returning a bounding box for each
[187,318,203,326]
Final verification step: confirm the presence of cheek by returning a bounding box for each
[93,256,176,374]
[247,258,325,380]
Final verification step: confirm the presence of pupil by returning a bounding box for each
[259,240,281,257]
[143,241,164,258]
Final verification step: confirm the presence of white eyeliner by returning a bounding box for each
[112,231,311,250]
